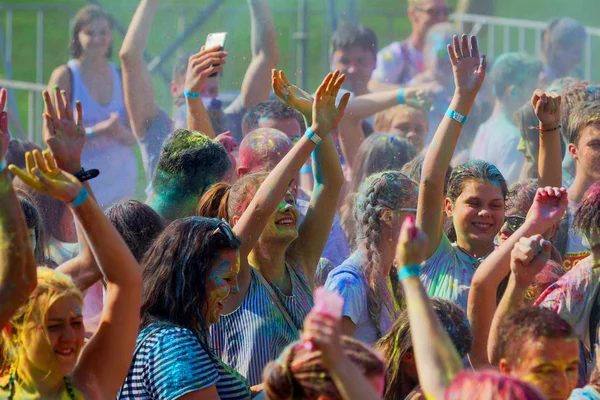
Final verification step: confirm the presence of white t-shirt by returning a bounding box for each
[420,234,493,311]
[469,114,525,184]
[325,252,398,344]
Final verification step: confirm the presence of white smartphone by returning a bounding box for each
[204,32,228,77]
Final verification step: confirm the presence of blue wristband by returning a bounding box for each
[85,127,93,138]
[0,159,6,173]
[300,165,313,174]
[397,88,406,105]
[69,186,89,208]
[445,108,467,125]
[305,128,322,145]
[184,89,201,99]
[398,264,421,281]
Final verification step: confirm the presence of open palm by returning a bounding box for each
[448,35,487,96]
[311,71,351,135]
[8,150,81,204]
[43,87,85,173]
[272,70,314,121]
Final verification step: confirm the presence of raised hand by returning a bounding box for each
[0,88,8,160]
[531,90,562,128]
[527,186,568,226]
[448,35,486,97]
[43,86,85,173]
[395,216,428,267]
[272,69,314,121]
[311,71,351,136]
[185,45,228,94]
[302,309,343,370]
[510,235,551,287]
[8,150,82,204]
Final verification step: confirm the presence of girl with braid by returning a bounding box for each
[325,171,418,344]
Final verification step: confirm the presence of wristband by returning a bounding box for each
[397,88,406,105]
[300,165,313,174]
[184,89,201,99]
[445,108,467,125]
[85,127,93,138]
[69,186,89,208]
[528,124,561,132]
[398,264,421,281]
[305,128,322,145]
[0,159,6,173]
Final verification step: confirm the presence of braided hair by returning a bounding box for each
[354,171,418,339]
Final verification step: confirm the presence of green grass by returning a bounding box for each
[2,0,600,195]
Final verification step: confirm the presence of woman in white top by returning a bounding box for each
[48,5,137,209]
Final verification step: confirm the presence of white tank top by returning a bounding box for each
[67,60,137,208]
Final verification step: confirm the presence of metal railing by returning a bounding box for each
[0,78,45,143]
[2,2,600,142]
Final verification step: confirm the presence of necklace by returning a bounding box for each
[4,364,77,400]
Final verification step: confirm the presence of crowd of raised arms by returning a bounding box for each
[1,0,600,399]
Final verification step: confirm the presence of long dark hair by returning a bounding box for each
[70,5,113,59]
[105,200,166,262]
[16,190,48,266]
[140,217,241,351]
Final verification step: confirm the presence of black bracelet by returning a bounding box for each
[73,168,100,182]
[528,125,561,132]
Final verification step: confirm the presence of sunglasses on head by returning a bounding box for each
[212,218,237,243]
[415,6,453,17]
[504,215,526,232]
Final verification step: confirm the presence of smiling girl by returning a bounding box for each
[417,35,506,310]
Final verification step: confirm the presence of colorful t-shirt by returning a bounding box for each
[324,252,400,344]
[536,256,598,348]
[420,234,493,310]
[564,200,591,271]
[119,322,250,400]
[371,41,425,85]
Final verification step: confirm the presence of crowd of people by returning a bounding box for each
[1,0,599,398]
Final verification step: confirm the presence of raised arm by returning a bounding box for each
[395,217,463,399]
[10,150,141,398]
[234,70,350,262]
[0,88,37,328]
[344,87,431,123]
[39,87,103,292]
[185,46,226,138]
[302,310,382,400]
[417,35,486,258]
[289,129,345,288]
[532,90,563,188]
[237,0,279,110]
[487,235,551,365]
[467,187,567,368]
[119,0,160,140]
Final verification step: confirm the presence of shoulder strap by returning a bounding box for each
[253,268,300,340]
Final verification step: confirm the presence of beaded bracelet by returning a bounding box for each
[398,264,421,281]
[528,125,561,132]
[69,186,89,208]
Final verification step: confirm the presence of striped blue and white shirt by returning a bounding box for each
[119,322,250,400]
[210,262,313,386]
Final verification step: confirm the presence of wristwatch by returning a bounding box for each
[73,168,100,183]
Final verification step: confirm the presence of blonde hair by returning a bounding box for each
[373,105,427,134]
[1,268,83,366]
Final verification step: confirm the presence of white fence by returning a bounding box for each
[2,3,600,141]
